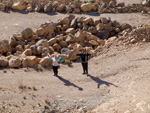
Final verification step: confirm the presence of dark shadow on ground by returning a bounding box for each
[86,12,100,16]
[88,74,118,88]
[56,75,83,91]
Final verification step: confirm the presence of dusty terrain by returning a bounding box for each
[0,0,150,112]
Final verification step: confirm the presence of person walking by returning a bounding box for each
[76,48,93,75]
[48,53,63,76]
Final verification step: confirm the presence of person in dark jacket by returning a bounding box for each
[76,48,93,75]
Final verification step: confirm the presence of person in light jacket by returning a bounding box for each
[48,53,63,76]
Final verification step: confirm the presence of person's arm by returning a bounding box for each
[48,53,52,60]
[76,53,82,56]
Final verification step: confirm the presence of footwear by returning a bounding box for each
[82,72,86,75]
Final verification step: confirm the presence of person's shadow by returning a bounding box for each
[56,75,83,91]
[88,74,118,88]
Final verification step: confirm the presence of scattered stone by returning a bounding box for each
[12,2,26,11]
[9,56,22,68]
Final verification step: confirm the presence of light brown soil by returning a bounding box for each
[0,0,150,112]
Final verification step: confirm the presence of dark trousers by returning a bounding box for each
[81,62,88,74]
[52,66,58,75]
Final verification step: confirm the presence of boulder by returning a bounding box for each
[56,4,65,12]
[16,45,24,52]
[83,17,93,25]
[22,56,39,67]
[31,34,38,40]
[37,46,43,55]
[93,19,100,26]
[13,33,22,41]
[35,4,41,12]
[66,34,75,43]
[75,44,83,51]
[68,43,76,49]
[58,41,68,47]
[81,3,92,12]
[89,40,99,46]
[117,2,125,7]
[42,47,49,57]
[0,3,5,11]
[142,0,150,7]
[21,28,33,39]
[100,17,108,24]
[104,23,113,31]
[0,56,8,68]
[120,23,132,31]
[96,30,109,39]
[96,23,105,30]
[36,28,45,36]
[53,43,61,51]
[66,5,72,13]
[68,49,80,61]
[70,18,78,28]
[12,2,26,11]
[66,28,76,34]
[74,31,85,42]
[59,17,70,25]
[9,56,22,68]
[39,56,52,68]
[48,38,57,46]
[27,6,32,12]
[109,1,116,8]
[61,48,71,55]
[9,37,17,47]
[112,20,120,28]
[0,40,12,54]
[99,0,117,5]
[85,47,93,53]
[30,45,37,53]
[74,8,80,13]
[88,26,97,34]
[49,46,54,53]
[36,39,49,47]
[86,34,100,41]
[23,49,32,56]
[44,23,56,35]
[44,3,52,13]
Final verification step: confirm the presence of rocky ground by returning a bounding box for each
[0,0,150,113]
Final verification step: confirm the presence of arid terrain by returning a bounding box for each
[0,0,150,113]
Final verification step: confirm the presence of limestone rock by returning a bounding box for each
[0,40,12,54]
[39,56,52,68]
[66,28,76,35]
[0,56,8,67]
[22,56,39,67]
[36,39,49,47]
[23,49,32,56]
[21,28,33,39]
[9,56,22,68]
[44,3,52,13]
[36,28,45,36]
[81,3,92,12]
[12,2,26,11]
[48,38,57,46]
[89,40,99,46]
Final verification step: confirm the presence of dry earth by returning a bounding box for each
[0,0,150,112]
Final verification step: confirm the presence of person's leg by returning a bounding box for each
[52,66,56,76]
[81,63,86,74]
[55,66,58,76]
[85,62,88,74]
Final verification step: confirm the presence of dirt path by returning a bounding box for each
[1,42,150,112]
